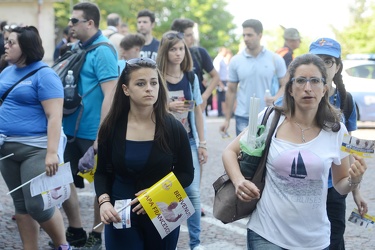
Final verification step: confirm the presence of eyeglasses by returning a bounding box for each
[3,24,18,31]
[291,77,325,86]
[165,32,184,40]
[5,40,16,47]
[69,18,88,25]
[322,58,335,68]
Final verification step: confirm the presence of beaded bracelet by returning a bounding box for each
[99,200,111,208]
[348,177,362,187]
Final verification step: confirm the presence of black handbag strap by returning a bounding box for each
[256,107,281,181]
[215,107,281,187]
[0,66,48,105]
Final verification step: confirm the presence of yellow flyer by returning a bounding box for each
[77,154,97,183]
[341,134,374,158]
[348,208,375,230]
[138,172,195,239]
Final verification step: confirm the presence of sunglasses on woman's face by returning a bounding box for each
[3,24,17,31]
[123,57,157,79]
[165,32,184,40]
[127,57,157,66]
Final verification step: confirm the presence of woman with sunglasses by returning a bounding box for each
[94,58,194,249]
[223,54,367,249]
[0,26,70,249]
[157,30,208,250]
[309,38,368,249]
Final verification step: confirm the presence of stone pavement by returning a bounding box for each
[0,118,374,249]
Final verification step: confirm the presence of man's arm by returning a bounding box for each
[273,76,287,100]
[93,79,116,149]
[200,68,220,109]
[265,60,288,106]
[99,80,116,124]
[220,81,237,133]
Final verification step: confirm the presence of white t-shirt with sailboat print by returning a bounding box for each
[248,114,348,250]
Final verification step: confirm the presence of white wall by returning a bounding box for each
[0,0,56,65]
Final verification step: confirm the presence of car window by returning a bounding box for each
[345,64,375,79]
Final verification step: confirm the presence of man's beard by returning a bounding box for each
[137,30,147,36]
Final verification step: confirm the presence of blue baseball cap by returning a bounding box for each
[309,38,341,58]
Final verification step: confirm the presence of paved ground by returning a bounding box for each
[0,118,374,249]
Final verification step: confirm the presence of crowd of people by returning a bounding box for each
[0,2,370,250]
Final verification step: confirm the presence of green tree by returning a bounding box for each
[54,0,238,58]
[333,0,375,57]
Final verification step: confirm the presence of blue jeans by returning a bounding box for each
[235,115,249,136]
[185,138,201,249]
[326,187,347,250]
[247,229,329,250]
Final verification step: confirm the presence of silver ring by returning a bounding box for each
[241,191,244,196]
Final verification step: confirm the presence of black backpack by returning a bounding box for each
[52,42,115,116]
[187,71,195,94]
[190,46,202,70]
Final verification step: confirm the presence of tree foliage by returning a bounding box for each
[54,0,238,57]
[333,0,375,57]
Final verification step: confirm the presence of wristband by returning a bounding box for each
[198,145,207,150]
[98,195,110,204]
[99,200,111,208]
[199,141,207,145]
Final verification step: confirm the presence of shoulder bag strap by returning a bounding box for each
[257,108,281,181]
[218,107,280,184]
[0,66,48,105]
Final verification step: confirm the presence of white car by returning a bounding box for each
[342,58,375,121]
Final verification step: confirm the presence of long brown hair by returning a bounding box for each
[281,54,341,131]
[98,59,171,151]
[156,30,193,79]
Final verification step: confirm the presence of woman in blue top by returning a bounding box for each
[309,38,368,249]
[0,26,70,250]
[157,31,208,250]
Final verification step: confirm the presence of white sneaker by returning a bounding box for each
[192,245,206,250]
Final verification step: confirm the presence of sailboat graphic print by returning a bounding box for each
[289,151,307,179]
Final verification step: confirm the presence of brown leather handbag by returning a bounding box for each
[213,107,281,224]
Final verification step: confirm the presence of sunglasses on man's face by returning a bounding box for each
[69,18,88,25]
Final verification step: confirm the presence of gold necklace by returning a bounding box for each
[294,122,311,143]
[166,72,182,79]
